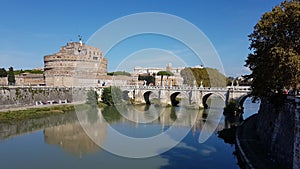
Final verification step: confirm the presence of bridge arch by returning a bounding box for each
[170,91,191,106]
[237,94,254,109]
[202,92,226,109]
[143,90,159,105]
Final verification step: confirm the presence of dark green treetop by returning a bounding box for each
[0,68,7,77]
[8,67,15,85]
[157,71,174,86]
[245,0,300,98]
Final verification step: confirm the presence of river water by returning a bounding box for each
[0,98,259,169]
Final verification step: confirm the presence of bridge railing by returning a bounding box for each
[118,85,251,91]
[1,85,252,92]
[227,86,252,91]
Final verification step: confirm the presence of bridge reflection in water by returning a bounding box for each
[0,96,260,169]
[0,99,228,155]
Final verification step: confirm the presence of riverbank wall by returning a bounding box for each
[0,86,88,109]
[256,96,300,169]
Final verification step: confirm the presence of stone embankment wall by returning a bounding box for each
[256,96,300,169]
[0,87,88,109]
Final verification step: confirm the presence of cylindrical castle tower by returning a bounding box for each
[44,41,107,87]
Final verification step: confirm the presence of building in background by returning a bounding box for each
[0,71,45,86]
[133,63,203,86]
[15,73,45,86]
[44,38,108,87]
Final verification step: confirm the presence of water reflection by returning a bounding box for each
[44,122,106,156]
[0,97,262,169]
[0,99,257,156]
[0,105,227,156]
[0,111,77,140]
[0,101,253,169]
[218,97,260,145]
[100,105,226,136]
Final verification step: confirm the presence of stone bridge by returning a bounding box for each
[114,85,252,108]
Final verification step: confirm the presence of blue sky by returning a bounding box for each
[0,0,282,77]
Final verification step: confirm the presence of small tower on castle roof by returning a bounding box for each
[78,35,83,46]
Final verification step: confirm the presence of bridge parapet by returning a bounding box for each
[116,85,251,108]
[119,85,247,91]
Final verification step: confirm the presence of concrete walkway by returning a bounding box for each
[236,114,280,169]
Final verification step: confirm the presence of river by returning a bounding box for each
[0,97,259,169]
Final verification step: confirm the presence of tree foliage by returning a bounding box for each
[101,86,123,106]
[107,71,131,76]
[180,67,227,87]
[245,1,300,98]
[86,89,99,106]
[14,69,43,75]
[157,71,174,86]
[0,68,7,77]
[138,74,155,85]
[223,99,239,116]
[8,67,15,85]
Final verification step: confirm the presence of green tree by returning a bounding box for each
[101,87,113,106]
[111,86,123,104]
[180,67,227,87]
[223,99,239,116]
[157,71,174,86]
[138,74,155,85]
[0,68,7,77]
[245,1,300,98]
[101,86,123,106]
[7,67,15,85]
[86,89,99,106]
[107,71,131,76]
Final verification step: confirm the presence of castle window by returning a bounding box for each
[93,57,98,60]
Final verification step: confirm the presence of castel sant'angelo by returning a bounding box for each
[44,37,108,87]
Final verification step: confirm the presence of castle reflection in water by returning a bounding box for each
[0,104,229,157]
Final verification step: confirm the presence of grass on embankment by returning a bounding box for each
[0,105,76,123]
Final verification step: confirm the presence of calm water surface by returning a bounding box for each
[0,98,259,169]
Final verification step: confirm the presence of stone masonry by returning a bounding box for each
[44,41,108,87]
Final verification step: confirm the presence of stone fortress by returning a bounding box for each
[0,37,204,88]
[44,37,107,87]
